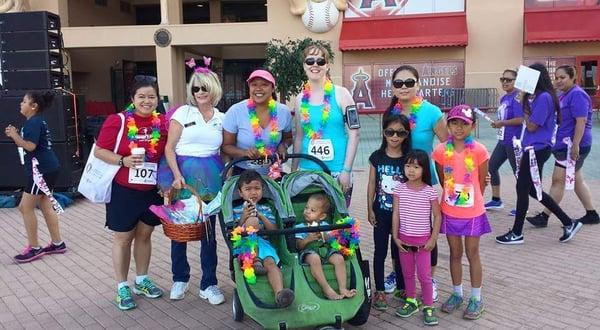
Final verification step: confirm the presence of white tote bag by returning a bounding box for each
[78,113,125,203]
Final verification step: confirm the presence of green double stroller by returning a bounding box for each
[218,155,371,329]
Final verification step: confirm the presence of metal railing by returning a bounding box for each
[439,88,499,111]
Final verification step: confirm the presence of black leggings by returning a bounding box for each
[373,211,438,291]
[489,142,517,187]
[512,147,572,235]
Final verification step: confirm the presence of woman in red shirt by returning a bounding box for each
[95,78,168,311]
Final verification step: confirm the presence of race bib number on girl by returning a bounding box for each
[444,184,474,208]
[128,162,157,185]
[308,139,334,161]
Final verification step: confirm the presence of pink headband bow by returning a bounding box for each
[185,56,213,74]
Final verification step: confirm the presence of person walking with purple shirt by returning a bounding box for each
[527,65,599,227]
[484,69,524,211]
[496,63,583,245]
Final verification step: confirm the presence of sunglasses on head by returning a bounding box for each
[304,57,327,66]
[383,129,409,138]
[392,78,417,88]
[402,245,423,252]
[499,77,515,83]
[192,86,208,93]
[134,75,157,83]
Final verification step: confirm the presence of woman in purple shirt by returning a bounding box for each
[496,63,582,245]
[527,65,599,226]
[485,69,524,211]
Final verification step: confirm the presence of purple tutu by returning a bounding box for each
[157,154,224,201]
[441,213,491,237]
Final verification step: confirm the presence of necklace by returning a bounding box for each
[125,104,161,159]
[443,135,475,206]
[392,96,423,129]
[247,98,279,157]
[300,79,333,140]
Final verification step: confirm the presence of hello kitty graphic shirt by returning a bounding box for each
[369,149,406,216]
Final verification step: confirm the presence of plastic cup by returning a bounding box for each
[131,147,145,168]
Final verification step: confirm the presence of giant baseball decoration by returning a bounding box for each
[290,0,347,34]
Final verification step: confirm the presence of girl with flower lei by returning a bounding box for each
[431,104,490,320]
[94,79,168,311]
[222,69,293,176]
[292,44,359,204]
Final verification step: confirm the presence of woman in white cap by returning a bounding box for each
[222,68,293,175]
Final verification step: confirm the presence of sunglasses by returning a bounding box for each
[383,129,409,138]
[392,79,417,88]
[499,77,515,83]
[134,75,157,83]
[304,57,327,66]
[192,86,208,93]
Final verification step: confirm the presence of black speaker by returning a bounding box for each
[0,31,61,51]
[0,140,83,190]
[0,91,86,143]
[0,11,60,32]
[1,70,63,90]
[1,50,62,71]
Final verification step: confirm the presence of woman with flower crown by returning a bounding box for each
[291,43,359,205]
[380,65,448,303]
[156,57,226,305]
[95,78,168,311]
[222,69,293,175]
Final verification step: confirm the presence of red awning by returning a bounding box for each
[339,13,468,51]
[524,7,600,44]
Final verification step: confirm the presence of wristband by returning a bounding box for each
[342,167,352,173]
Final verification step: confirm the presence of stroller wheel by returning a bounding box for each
[232,289,244,322]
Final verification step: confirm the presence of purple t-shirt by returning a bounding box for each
[554,85,593,150]
[522,92,556,151]
[223,99,292,174]
[497,90,525,146]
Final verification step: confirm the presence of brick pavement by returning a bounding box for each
[1,117,599,329]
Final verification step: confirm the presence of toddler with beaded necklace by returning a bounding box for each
[431,105,490,320]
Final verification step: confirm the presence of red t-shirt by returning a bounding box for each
[96,112,168,191]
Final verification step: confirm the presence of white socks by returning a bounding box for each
[471,287,482,301]
[117,281,129,290]
[453,284,463,297]
[135,275,148,285]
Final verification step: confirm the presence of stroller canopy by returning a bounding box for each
[282,171,348,215]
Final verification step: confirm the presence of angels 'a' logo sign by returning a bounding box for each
[346,0,409,18]
[351,68,374,110]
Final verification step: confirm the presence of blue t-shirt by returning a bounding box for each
[299,87,348,173]
[223,100,292,174]
[497,90,525,146]
[232,202,276,225]
[555,85,593,150]
[522,92,556,151]
[21,115,60,175]
[410,100,442,185]
[294,221,329,240]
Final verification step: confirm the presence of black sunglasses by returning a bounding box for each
[304,57,327,66]
[402,245,423,252]
[500,77,515,83]
[392,79,417,88]
[192,86,208,93]
[383,129,409,138]
[134,75,157,83]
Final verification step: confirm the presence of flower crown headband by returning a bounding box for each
[185,56,213,74]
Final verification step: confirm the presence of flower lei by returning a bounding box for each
[248,98,279,157]
[300,79,333,140]
[327,216,360,257]
[391,96,423,129]
[125,103,161,159]
[231,225,259,284]
[443,135,475,205]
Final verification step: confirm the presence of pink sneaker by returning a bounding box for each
[14,246,45,263]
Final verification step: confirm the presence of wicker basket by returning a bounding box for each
[159,184,208,243]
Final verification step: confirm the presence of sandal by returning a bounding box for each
[253,260,267,275]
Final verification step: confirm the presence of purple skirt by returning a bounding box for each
[157,154,224,201]
[441,213,491,237]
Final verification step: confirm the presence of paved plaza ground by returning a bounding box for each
[1,115,599,329]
